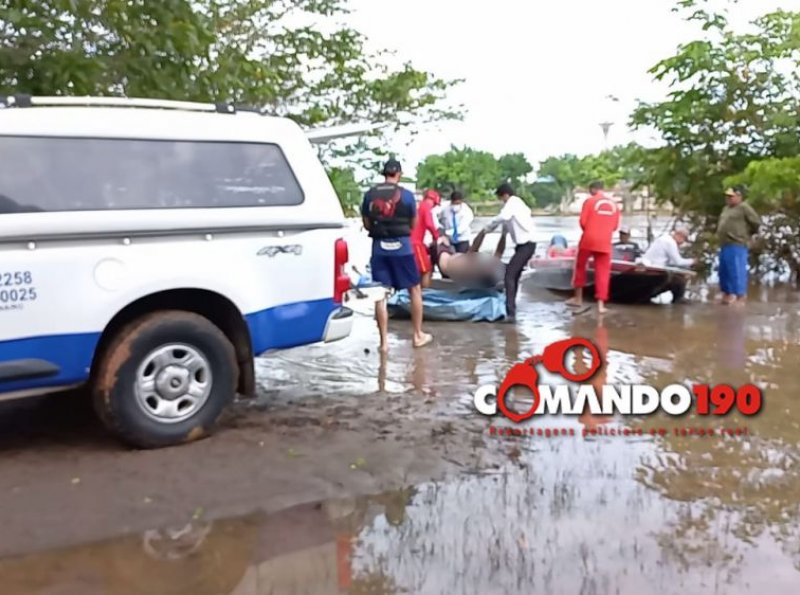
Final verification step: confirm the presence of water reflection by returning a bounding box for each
[716,308,748,375]
[7,266,800,593]
[503,324,522,362]
[0,489,418,595]
[246,285,800,594]
[409,349,430,395]
[4,461,798,595]
[625,303,800,590]
[0,196,797,595]
[378,351,388,394]
[576,315,614,432]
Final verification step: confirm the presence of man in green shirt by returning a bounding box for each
[717,185,761,305]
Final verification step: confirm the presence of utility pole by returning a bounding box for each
[599,121,613,151]
[599,94,619,151]
[645,185,654,245]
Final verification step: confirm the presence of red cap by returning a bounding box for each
[423,189,441,205]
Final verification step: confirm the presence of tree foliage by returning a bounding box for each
[726,157,800,282]
[528,180,564,209]
[417,143,646,211]
[534,144,645,208]
[415,146,534,202]
[627,0,800,278]
[630,2,800,220]
[0,0,462,194]
[628,310,800,573]
[327,167,362,216]
[534,154,582,210]
[498,153,533,187]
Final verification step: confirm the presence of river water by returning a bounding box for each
[346,215,670,268]
[1,216,799,594]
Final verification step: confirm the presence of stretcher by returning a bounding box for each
[387,288,507,322]
[344,270,508,322]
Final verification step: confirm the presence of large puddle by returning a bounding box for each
[2,217,799,594]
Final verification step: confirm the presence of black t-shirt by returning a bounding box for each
[612,241,642,260]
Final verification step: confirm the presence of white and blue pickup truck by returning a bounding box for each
[0,95,360,448]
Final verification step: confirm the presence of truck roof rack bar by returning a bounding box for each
[0,95,238,113]
[0,95,387,142]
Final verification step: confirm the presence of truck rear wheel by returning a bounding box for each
[92,311,238,449]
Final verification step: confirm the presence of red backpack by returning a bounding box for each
[368,184,402,218]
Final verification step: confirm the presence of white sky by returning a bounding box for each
[344,0,799,178]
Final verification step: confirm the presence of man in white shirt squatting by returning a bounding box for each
[641,225,695,304]
[439,191,475,253]
[482,183,537,323]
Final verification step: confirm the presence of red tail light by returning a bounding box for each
[334,238,350,304]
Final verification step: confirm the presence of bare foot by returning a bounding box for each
[731,298,746,308]
[413,333,433,348]
[379,343,389,354]
[721,295,736,305]
[565,298,582,308]
[597,304,609,315]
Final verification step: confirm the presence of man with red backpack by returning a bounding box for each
[362,159,433,352]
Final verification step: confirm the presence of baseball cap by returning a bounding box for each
[619,225,631,235]
[495,182,514,197]
[382,159,402,176]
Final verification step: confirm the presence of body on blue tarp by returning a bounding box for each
[387,288,507,322]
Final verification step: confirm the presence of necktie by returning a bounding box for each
[452,209,459,243]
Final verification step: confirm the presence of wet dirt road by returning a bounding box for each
[1,221,800,594]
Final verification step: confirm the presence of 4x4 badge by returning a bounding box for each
[257,245,302,257]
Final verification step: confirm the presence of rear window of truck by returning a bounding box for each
[0,136,305,212]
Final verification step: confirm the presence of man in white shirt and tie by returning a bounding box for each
[439,191,474,253]
[641,226,695,303]
[481,183,537,323]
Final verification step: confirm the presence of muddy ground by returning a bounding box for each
[0,326,505,559]
[1,218,800,594]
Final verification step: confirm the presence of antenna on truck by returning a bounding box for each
[304,122,388,144]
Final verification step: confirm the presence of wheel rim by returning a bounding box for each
[134,344,213,424]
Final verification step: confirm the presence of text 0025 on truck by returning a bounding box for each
[0,96,356,449]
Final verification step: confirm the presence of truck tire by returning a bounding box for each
[92,310,238,449]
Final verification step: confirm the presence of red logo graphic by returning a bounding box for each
[497,338,602,423]
[370,188,402,218]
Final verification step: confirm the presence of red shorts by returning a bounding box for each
[413,242,432,275]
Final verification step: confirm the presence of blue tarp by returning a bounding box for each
[387,288,507,322]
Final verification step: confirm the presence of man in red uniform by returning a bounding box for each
[567,181,620,314]
[411,189,441,287]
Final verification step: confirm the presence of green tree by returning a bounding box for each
[327,167,362,216]
[415,146,501,200]
[497,153,533,187]
[537,154,583,200]
[533,144,647,211]
[582,144,646,188]
[497,152,535,206]
[0,0,462,204]
[726,157,800,284]
[630,1,800,230]
[528,180,563,210]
